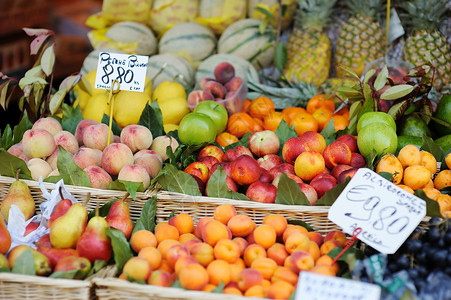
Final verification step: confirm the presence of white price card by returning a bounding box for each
[296,271,381,300]
[95,52,148,92]
[328,168,426,254]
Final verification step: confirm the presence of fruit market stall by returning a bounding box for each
[0,0,450,299]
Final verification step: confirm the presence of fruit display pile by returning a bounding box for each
[0,0,451,299]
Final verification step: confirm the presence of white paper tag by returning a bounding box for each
[296,271,381,300]
[95,52,148,92]
[328,168,426,254]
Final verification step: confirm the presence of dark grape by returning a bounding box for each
[406,239,422,253]
[429,217,441,225]
[397,256,410,269]
[426,226,442,242]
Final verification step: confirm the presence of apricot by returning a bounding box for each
[237,268,264,292]
[227,215,256,237]
[319,240,341,256]
[202,220,230,247]
[245,285,267,298]
[123,257,152,281]
[267,243,289,266]
[178,233,197,245]
[310,264,336,276]
[194,217,214,239]
[168,213,194,235]
[284,250,314,273]
[251,257,278,280]
[282,225,308,244]
[154,223,179,244]
[174,256,198,275]
[271,266,298,285]
[214,239,240,263]
[315,254,339,274]
[243,244,267,267]
[229,258,246,282]
[148,270,174,287]
[213,204,237,225]
[190,242,214,267]
[179,263,209,290]
[324,230,347,247]
[165,244,190,268]
[262,214,288,237]
[157,239,180,260]
[254,224,277,250]
[285,232,310,254]
[130,230,157,253]
[232,237,248,257]
[267,280,295,299]
[138,247,161,270]
[206,259,231,286]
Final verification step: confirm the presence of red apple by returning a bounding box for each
[248,130,280,157]
[245,181,277,203]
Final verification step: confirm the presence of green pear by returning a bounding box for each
[0,216,11,254]
[0,253,9,270]
[8,245,52,276]
[50,203,88,249]
[0,170,35,222]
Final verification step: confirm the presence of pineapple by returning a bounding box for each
[335,0,385,78]
[284,0,337,86]
[400,0,451,92]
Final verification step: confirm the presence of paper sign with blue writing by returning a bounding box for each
[328,168,426,254]
[95,52,148,92]
[296,271,381,300]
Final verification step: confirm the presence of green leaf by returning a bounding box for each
[49,89,67,115]
[364,69,376,85]
[0,267,10,273]
[274,42,287,74]
[373,65,388,91]
[156,164,202,196]
[125,274,146,284]
[49,270,83,279]
[275,119,297,157]
[287,219,314,232]
[88,199,118,220]
[421,134,444,161]
[171,278,183,289]
[1,124,13,150]
[132,196,157,235]
[224,132,252,151]
[101,114,122,136]
[380,85,415,100]
[212,281,225,293]
[315,177,351,206]
[179,142,212,170]
[321,119,336,144]
[387,100,409,120]
[206,167,250,201]
[41,44,55,76]
[12,111,33,145]
[45,146,91,187]
[107,180,144,199]
[106,227,133,274]
[12,248,35,275]
[275,173,310,205]
[414,189,441,217]
[379,172,394,181]
[0,149,33,180]
[165,129,179,144]
[61,104,83,134]
[440,186,451,195]
[337,65,360,80]
[254,6,275,20]
[138,103,164,138]
[59,74,81,92]
[18,74,47,90]
[87,260,107,277]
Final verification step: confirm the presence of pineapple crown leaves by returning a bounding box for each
[294,0,338,30]
[344,0,386,21]
[398,0,449,32]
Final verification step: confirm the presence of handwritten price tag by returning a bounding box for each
[296,271,381,300]
[328,168,426,254]
[95,52,148,92]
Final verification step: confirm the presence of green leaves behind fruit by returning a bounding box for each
[315,177,351,206]
[12,248,35,275]
[0,111,33,150]
[275,120,297,157]
[132,196,157,235]
[414,189,441,217]
[138,102,164,138]
[224,132,251,151]
[155,164,202,196]
[88,199,118,220]
[106,227,133,274]
[107,180,144,200]
[61,104,83,135]
[101,114,122,136]
[49,270,85,279]
[0,149,33,180]
[206,167,249,201]
[287,219,314,232]
[420,134,444,161]
[167,142,211,170]
[44,146,91,187]
[275,173,309,205]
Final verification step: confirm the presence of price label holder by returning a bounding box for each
[328,168,426,254]
[296,271,381,300]
[94,52,148,92]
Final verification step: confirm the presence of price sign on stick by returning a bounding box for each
[329,168,426,254]
[95,52,148,92]
[296,271,381,300]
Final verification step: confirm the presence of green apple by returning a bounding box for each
[357,122,398,157]
[178,113,217,145]
[193,100,228,135]
[357,112,397,133]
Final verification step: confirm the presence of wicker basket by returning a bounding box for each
[94,278,254,300]
[0,265,116,300]
[155,191,339,235]
[0,175,157,221]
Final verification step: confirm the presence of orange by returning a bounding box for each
[403,165,432,190]
[215,132,239,147]
[248,96,275,119]
[306,94,335,114]
[263,111,284,132]
[335,107,350,119]
[312,107,333,131]
[434,170,451,190]
[282,106,307,125]
[291,113,319,136]
[227,112,257,138]
[332,115,349,131]
[242,99,251,113]
[398,145,421,168]
[376,154,403,184]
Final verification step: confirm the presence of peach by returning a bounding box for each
[198,156,219,170]
[300,131,327,153]
[75,119,99,145]
[243,244,267,267]
[84,166,112,189]
[310,174,337,198]
[224,77,243,92]
[184,162,209,183]
[249,130,280,157]
[101,143,134,176]
[134,149,162,161]
[214,238,240,263]
[202,219,230,247]
[350,152,366,168]
[187,90,215,109]
[204,80,226,99]
[282,137,310,164]
[179,263,209,290]
[7,143,23,157]
[299,183,319,205]
[284,250,314,273]
[82,124,113,151]
[150,135,179,161]
[331,164,353,180]
[198,145,224,162]
[324,230,347,247]
[120,125,153,153]
[123,257,152,281]
[213,204,237,225]
[228,215,256,237]
[148,270,174,287]
[222,145,253,162]
[257,154,283,171]
[54,131,79,154]
[46,149,60,170]
[190,242,214,267]
[118,164,151,189]
[266,280,295,300]
[134,152,163,179]
[232,237,248,257]
[214,62,235,84]
[323,141,352,169]
[237,268,264,292]
[174,256,198,275]
[72,147,102,169]
[271,266,298,285]
[168,213,194,235]
[22,129,56,158]
[166,244,190,268]
[27,158,53,180]
[294,151,325,181]
[267,243,289,266]
[199,77,214,90]
[231,155,262,186]
[207,259,231,286]
[269,163,295,178]
[307,231,324,247]
[336,134,358,152]
[246,181,277,203]
[32,117,62,136]
[337,168,358,184]
[285,232,310,254]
